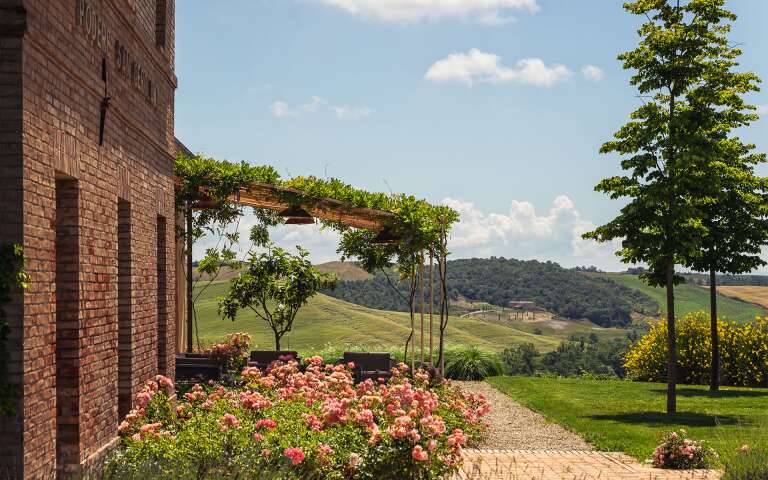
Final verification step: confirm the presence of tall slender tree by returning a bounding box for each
[666,2,767,393]
[687,177,768,391]
[584,0,750,414]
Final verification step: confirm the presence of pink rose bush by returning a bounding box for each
[651,430,716,469]
[106,359,489,479]
[203,332,251,371]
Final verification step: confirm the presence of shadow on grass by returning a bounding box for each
[650,388,768,399]
[589,411,738,427]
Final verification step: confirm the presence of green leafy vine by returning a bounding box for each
[0,244,29,415]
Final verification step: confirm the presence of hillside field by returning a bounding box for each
[594,273,765,322]
[191,281,632,354]
[717,285,768,310]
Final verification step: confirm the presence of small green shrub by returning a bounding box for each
[443,346,502,380]
[501,343,538,376]
[625,312,768,387]
[723,447,768,480]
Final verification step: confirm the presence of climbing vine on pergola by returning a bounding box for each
[175,153,459,373]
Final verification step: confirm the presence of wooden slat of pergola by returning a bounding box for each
[234,182,395,231]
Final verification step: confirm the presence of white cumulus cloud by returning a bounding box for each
[333,105,373,120]
[425,49,573,87]
[316,0,539,24]
[581,65,604,82]
[194,195,626,271]
[270,96,372,120]
[270,101,293,118]
[443,196,624,270]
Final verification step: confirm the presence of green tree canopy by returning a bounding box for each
[218,245,337,350]
[583,0,762,413]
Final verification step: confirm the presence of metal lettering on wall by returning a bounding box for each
[115,40,159,106]
[75,0,159,107]
[76,0,108,52]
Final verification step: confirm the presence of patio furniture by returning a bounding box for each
[175,353,222,382]
[342,352,394,383]
[247,350,300,370]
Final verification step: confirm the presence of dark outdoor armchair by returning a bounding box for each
[342,352,394,383]
[175,353,222,382]
[247,350,301,370]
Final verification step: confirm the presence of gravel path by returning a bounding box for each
[454,381,593,451]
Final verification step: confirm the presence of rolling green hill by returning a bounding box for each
[595,273,765,322]
[322,258,658,327]
[192,281,632,354]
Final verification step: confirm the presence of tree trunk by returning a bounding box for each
[665,260,677,414]
[186,205,194,353]
[274,330,281,351]
[710,267,719,391]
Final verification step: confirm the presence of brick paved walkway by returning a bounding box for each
[454,449,721,480]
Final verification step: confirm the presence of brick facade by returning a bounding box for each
[0,0,177,477]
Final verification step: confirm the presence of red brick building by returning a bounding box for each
[0,0,178,477]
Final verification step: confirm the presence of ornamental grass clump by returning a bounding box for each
[723,445,768,480]
[105,358,489,480]
[651,430,716,470]
[443,346,503,381]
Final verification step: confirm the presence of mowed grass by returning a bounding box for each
[192,281,629,354]
[488,376,768,463]
[597,273,765,322]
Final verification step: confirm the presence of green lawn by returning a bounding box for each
[192,281,630,355]
[598,273,765,323]
[488,376,768,463]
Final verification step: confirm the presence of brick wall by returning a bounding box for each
[0,0,178,477]
[0,2,25,477]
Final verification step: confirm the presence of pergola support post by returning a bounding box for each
[429,251,434,368]
[419,251,425,367]
[437,222,448,376]
[185,204,193,353]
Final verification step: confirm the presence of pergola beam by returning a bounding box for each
[230,182,394,231]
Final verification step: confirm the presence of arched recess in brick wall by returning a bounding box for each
[157,215,168,375]
[55,177,81,476]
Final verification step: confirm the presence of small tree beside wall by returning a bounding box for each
[218,245,337,350]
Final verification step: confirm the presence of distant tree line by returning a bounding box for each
[321,257,658,327]
[502,335,636,379]
[680,273,768,287]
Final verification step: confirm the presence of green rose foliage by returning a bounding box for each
[0,244,28,415]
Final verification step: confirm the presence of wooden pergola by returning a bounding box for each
[175,177,449,372]
[235,182,394,230]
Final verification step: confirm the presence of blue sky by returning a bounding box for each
[176,0,768,271]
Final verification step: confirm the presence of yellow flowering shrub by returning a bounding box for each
[624,312,768,387]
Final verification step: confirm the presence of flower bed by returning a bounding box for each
[105,359,489,479]
[202,332,252,371]
[651,430,716,469]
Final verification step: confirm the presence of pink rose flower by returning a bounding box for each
[412,445,429,462]
[283,447,305,465]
